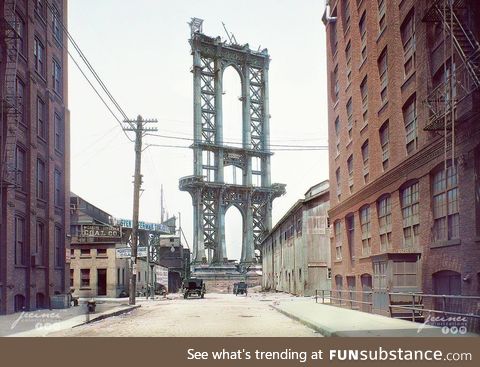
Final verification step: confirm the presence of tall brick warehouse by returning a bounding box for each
[323,0,479,315]
[0,0,69,314]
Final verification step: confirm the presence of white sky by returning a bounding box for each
[69,0,329,260]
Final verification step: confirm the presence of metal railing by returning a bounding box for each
[315,289,373,312]
[315,289,480,333]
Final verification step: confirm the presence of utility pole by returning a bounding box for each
[123,115,157,305]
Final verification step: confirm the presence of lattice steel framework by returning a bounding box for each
[180,19,285,265]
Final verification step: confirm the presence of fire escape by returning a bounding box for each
[0,0,20,193]
[423,0,480,131]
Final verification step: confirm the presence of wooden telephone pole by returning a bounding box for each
[123,115,157,305]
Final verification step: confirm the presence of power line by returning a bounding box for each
[145,143,328,152]
[144,133,328,149]
[68,51,134,142]
[44,0,135,133]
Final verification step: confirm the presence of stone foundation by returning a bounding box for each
[192,264,262,293]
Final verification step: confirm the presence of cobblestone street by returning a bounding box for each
[47,293,320,337]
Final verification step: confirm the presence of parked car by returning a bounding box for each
[183,278,206,299]
[234,281,248,296]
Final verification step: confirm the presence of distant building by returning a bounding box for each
[0,0,69,314]
[159,234,190,293]
[261,181,331,296]
[323,0,480,315]
[69,193,170,297]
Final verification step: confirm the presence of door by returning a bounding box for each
[433,270,461,313]
[361,274,372,312]
[97,269,107,296]
[372,261,388,314]
[346,276,356,308]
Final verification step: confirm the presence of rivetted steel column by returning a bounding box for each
[262,64,271,188]
[243,65,252,186]
[214,56,226,263]
[194,192,206,263]
[241,195,254,263]
[193,49,202,177]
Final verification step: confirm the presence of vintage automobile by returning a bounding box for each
[183,278,206,299]
[234,281,248,296]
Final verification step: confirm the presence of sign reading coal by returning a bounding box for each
[81,225,122,238]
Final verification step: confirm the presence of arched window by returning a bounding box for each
[359,205,371,256]
[431,162,459,242]
[400,181,419,248]
[377,194,392,252]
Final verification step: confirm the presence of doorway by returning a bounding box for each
[97,269,107,296]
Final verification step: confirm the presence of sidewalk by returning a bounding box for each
[0,301,140,337]
[272,298,475,337]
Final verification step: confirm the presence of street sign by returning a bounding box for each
[118,218,171,234]
[116,246,148,259]
[81,225,122,238]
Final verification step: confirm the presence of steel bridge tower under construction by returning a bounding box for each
[179,18,285,272]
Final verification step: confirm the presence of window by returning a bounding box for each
[359,11,367,62]
[37,97,46,139]
[345,40,352,65]
[432,163,459,242]
[378,48,388,103]
[35,0,46,19]
[70,269,74,287]
[342,0,351,31]
[360,206,371,256]
[360,76,368,113]
[401,9,415,76]
[16,77,25,123]
[333,65,339,102]
[401,182,420,248]
[361,140,369,183]
[52,59,62,95]
[15,146,26,191]
[80,269,90,288]
[393,261,417,288]
[335,220,343,260]
[36,222,45,266]
[378,0,386,34]
[403,95,418,154]
[70,248,75,258]
[335,116,340,156]
[54,113,63,152]
[15,12,26,55]
[346,98,353,139]
[36,159,46,199]
[378,195,391,252]
[54,169,62,206]
[379,121,389,170]
[14,215,26,265]
[54,226,63,267]
[97,248,107,257]
[346,214,355,260]
[327,267,332,279]
[330,21,338,56]
[52,5,62,43]
[347,154,354,192]
[34,38,46,77]
[80,249,91,257]
[336,167,341,197]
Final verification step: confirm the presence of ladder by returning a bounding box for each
[1,0,20,187]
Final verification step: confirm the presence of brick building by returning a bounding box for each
[261,180,331,296]
[0,0,69,314]
[323,0,479,315]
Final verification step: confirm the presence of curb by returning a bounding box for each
[271,304,335,337]
[74,305,141,327]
